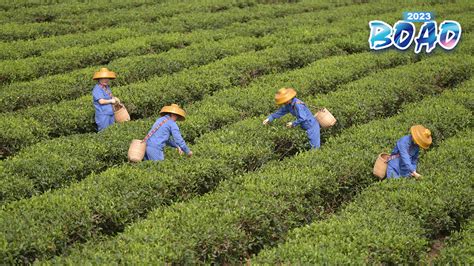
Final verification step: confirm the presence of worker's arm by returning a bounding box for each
[98,98,116,105]
[398,138,416,173]
[170,124,191,154]
[93,88,116,105]
[411,147,420,169]
[166,139,178,148]
[268,105,290,122]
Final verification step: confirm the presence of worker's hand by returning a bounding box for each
[262,118,269,125]
[177,147,184,155]
[113,97,121,104]
[286,122,293,128]
[187,151,193,157]
[109,98,117,104]
[411,171,421,179]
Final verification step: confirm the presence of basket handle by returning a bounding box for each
[113,102,124,112]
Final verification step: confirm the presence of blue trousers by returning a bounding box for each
[305,122,321,149]
[386,164,401,178]
[95,114,114,132]
[144,146,165,161]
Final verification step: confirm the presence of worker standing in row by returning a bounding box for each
[263,88,321,149]
[386,125,432,179]
[144,104,193,161]
[92,68,121,132]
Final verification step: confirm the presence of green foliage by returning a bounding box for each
[0,20,368,157]
[0,36,268,156]
[0,28,140,60]
[0,34,191,85]
[0,1,472,264]
[0,50,417,204]
[0,1,405,114]
[0,1,151,17]
[0,0,338,60]
[0,1,337,85]
[2,55,472,264]
[0,1,264,41]
[6,50,470,206]
[255,128,474,264]
[436,219,474,264]
[0,1,253,24]
[2,0,469,113]
[2,5,458,158]
[48,79,473,265]
[1,1,469,155]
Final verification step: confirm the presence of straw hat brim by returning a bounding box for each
[160,106,186,121]
[275,90,296,105]
[93,71,116,80]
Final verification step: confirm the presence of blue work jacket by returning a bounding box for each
[268,97,317,130]
[387,135,420,177]
[146,115,190,154]
[92,83,114,115]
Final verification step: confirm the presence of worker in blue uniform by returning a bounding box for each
[92,68,120,132]
[263,88,321,149]
[386,125,432,179]
[144,104,193,161]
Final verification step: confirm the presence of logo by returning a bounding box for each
[369,12,461,53]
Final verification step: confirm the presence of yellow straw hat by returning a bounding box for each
[160,104,186,121]
[410,125,432,149]
[93,68,116,80]
[274,87,297,105]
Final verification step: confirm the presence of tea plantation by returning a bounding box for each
[0,0,472,264]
